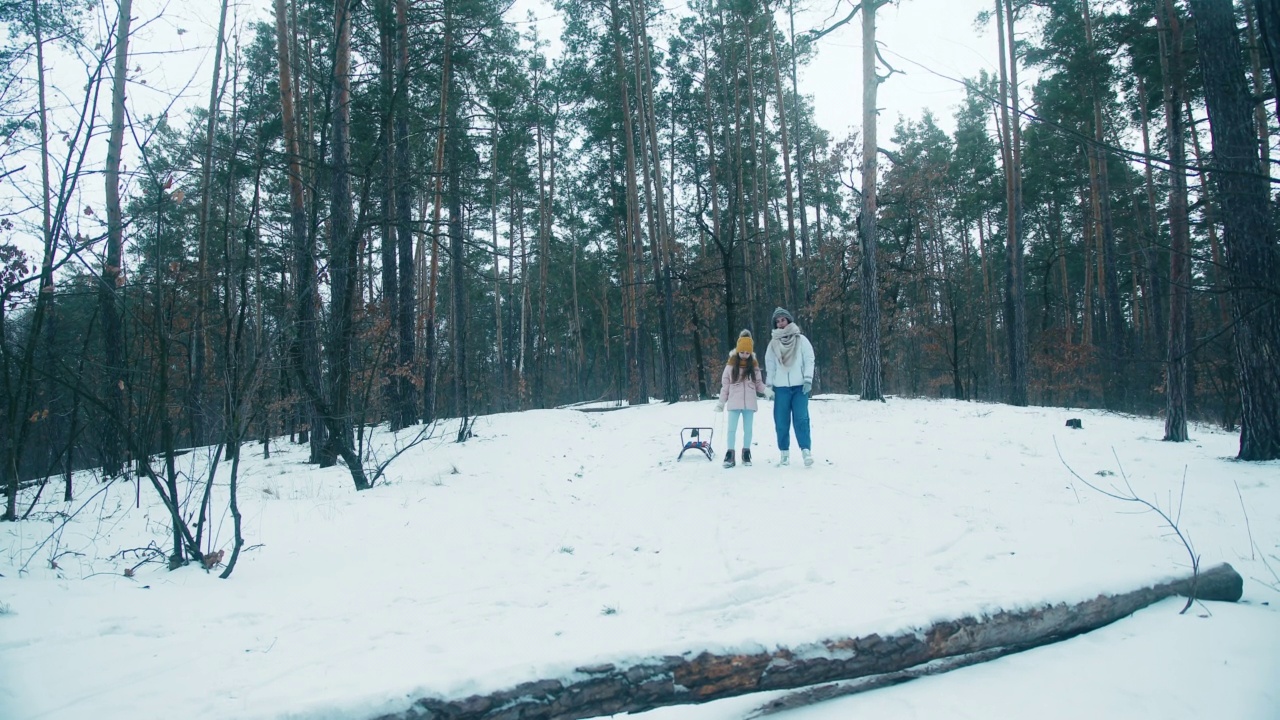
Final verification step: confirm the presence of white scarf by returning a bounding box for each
[769,322,802,368]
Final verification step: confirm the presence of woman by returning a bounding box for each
[764,307,815,467]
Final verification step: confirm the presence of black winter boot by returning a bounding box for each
[722,449,736,468]
[742,449,753,466]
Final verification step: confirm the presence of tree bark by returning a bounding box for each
[996,0,1027,407]
[274,0,325,462]
[394,0,417,429]
[1159,0,1191,443]
[786,0,810,272]
[325,0,369,487]
[98,0,132,479]
[372,563,1242,720]
[630,0,678,404]
[447,90,468,425]
[190,0,230,449]
[378,0,400,428]
[1082,0,1124,404]
[767,3,800,310]
[490,124,505,412]
[1189,0,1280,460]
[859,0,884,402]
[423,11,451,423]
[6,0,60,519]
[609,0,645,406]
[1136,75,1167,352]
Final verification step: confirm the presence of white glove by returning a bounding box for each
[714,401,725,413]
[764,388,775,400]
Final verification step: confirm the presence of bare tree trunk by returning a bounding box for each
[700,27,723,269]
[275,0,325,462]
[609,0,644,405]
[742,18,768,321]
[139,164,184,565]
[1083,0,1125,406]
[377,0,400,427]
[1159,0,1191,442]
[630,0,678,403]
[447,88,468,426]
[98,0,132,480]
[422,12,452,424]
[189,0,230,450]
[859,1,884,401]
[767,5,800,309]
[5,0,50,518]
[787,0,810,268]
[997,0,1028,407]
[533,63,550,407]
[1185,102,1231,333]
[1136,75,1167,351]
[978,215,998,397]
[394,0,417,429]
[491,123,505,411]
[572,237,585,398]
[325,0,370,487]
[1189,0,1280,460]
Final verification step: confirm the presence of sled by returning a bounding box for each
[677,427,715,461]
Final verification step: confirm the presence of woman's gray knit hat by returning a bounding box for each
[771,307,794,324]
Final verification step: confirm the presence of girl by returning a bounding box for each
[715,330,772,467]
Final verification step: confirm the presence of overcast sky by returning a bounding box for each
[154,0,1001,142]
[797,0,1001,139]
[505,0,1003,142]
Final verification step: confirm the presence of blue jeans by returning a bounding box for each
[726,409,754,450]
[773,385,810,451]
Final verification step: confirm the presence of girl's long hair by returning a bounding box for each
[728,352,756,383]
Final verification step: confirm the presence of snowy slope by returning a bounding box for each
[1,396,1277,719]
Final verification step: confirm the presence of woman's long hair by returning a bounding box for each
[728,352,756,383]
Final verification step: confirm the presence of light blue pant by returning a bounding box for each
[726,409,754,450]
[773,385,811,451]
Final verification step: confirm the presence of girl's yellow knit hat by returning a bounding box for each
[735,329,753,354]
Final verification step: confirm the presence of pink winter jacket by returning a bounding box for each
[718,358,768,411]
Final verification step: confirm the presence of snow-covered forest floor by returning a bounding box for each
[2,396,1277,719]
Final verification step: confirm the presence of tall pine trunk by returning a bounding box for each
[609,0,645,406]
[630,0,678,403]
[1136,75,1167,351]
[446,80,469,427]
[274,0,325,462]
[859,0,884,402]
[378,0,400,428]
[1188,0,1280,460]
[767,6,800,310]
[1159,0,1191,442]
[394,0,417,429]
[996,0,1027,406]
[1083,0,1125,406]
[326,0,369,487]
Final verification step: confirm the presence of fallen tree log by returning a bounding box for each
[375,562,1242,720]
[745,645,1023,718]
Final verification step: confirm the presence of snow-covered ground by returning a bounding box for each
[2,396,1277,720]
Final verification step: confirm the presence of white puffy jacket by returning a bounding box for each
[765,334,815,388]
